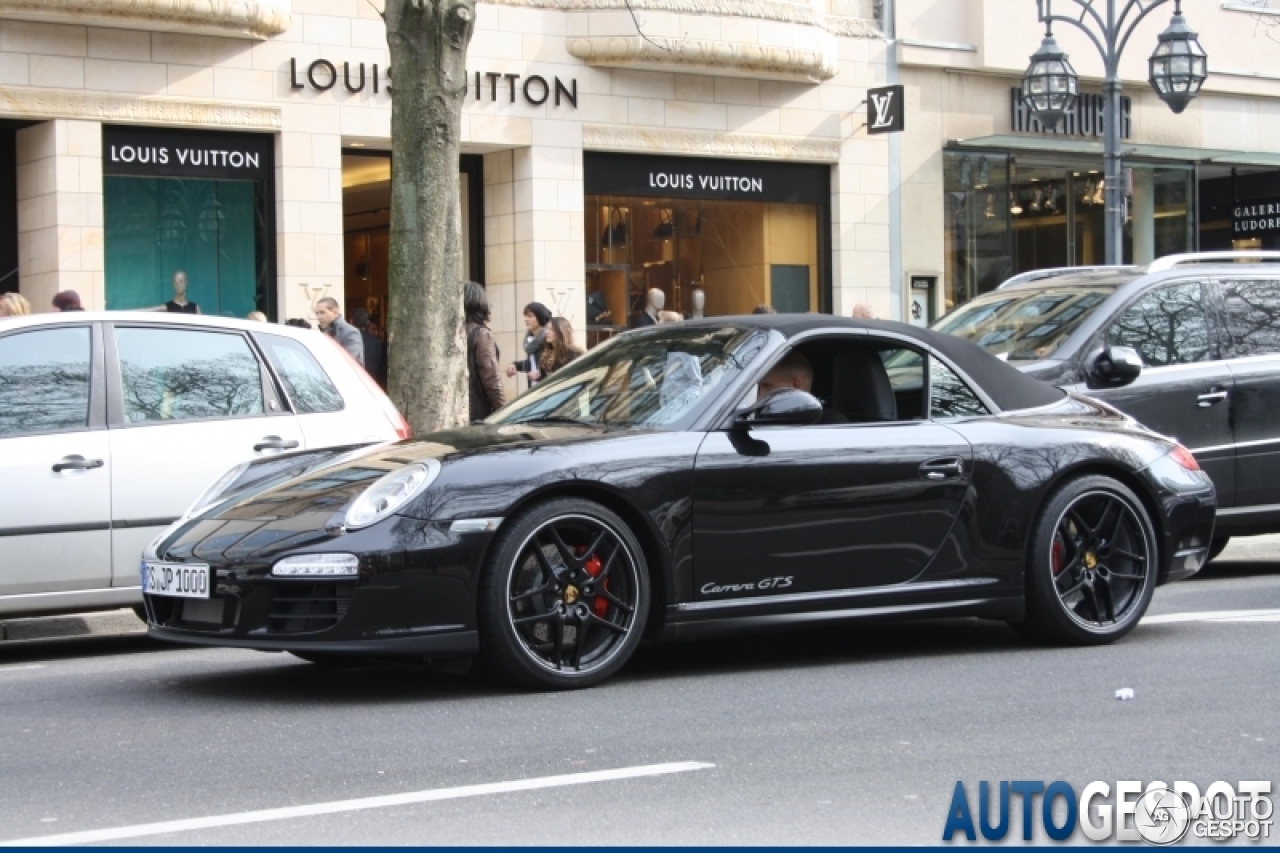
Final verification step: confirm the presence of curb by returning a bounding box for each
[0,608,147,643]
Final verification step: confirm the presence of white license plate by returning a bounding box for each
[142,562,210,599]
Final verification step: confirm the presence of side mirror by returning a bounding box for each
[1091,345,1143,388]
[735,388,823,427]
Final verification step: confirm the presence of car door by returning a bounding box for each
[0,323,113,600]
[106,323,306,587]
[691,337,972,601]
[1082,279,1236,507]
[1216,276,1280,510]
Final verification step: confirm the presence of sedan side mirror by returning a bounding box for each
[735,388,823,427]
[1091,345,1143,388]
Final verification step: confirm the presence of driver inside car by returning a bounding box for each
[755,351,849,425]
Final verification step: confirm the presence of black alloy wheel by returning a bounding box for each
[1018,476,1157,645]
[479,498,650,689]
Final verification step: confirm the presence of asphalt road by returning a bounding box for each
[2,544,1278,846]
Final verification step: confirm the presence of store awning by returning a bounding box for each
[949,135,1280,168]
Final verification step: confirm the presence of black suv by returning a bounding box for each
[933,251,1280,559]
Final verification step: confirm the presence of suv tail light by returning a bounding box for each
[323,336,411,440]
[1169,444,1200,472]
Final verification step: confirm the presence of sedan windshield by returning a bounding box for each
[933,286,1115,361]
[488,325,769,429]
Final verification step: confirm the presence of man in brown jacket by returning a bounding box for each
[464,281,505,421]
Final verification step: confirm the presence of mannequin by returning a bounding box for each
[690,287,705,319]
[631,288,664,328]
[165,270,200,314]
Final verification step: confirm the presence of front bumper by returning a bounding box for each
[144,517,492,657]
[149,625,478,655]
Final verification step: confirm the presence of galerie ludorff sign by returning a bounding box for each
[1234,199,1280,237]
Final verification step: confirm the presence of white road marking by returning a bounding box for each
[0,665,43,673]
[1141,608,1280,625]
[0,761,715,847]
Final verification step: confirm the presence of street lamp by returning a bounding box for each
[1021,0,1208,265]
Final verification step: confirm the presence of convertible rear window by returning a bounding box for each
[488,326,769,429]
[933,286,1114,361]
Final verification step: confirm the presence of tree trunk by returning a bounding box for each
[384,0,476,435]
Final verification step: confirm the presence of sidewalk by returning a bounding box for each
[0,608,146,642]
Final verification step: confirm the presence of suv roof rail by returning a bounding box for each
[1147,251,1280,273]
[997,266,1139,289]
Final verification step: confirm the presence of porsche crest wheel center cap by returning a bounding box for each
[564,585,579,604]
[1084,551,1098,570]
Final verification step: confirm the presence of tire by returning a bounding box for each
[1019,475,1158,646]
[1206,537,1231,564]
[478,498,650,689]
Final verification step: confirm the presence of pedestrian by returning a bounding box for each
[352,307,387,389]
[285,318,312,329]
[465,281,505,421]
[246,310,268,322]
[537,316,583,379]
[505,301,550,388]
[852,302,875,319]
[752,304,776,315]
[0,292,30,317]
[313,297,364,365]
[52,290,83,312]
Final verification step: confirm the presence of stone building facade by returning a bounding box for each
[0,0,892,398]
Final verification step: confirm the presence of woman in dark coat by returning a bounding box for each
[505,301,551,388]
[464,282,505,421]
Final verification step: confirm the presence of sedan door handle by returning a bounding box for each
[1196,390,1229,408]
[253,436,300,452]
[52,455,104,473]
[920,457,965,480]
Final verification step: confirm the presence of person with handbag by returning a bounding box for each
[465,281,506,421]
[504,301,551,387]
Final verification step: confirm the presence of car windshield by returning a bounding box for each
[488,325,769,429]
[932,286,1115,360]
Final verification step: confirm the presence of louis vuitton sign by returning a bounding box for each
[289,58,577,108]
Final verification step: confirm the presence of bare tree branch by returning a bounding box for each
[623,0,672,51]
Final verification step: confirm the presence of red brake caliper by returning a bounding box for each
[585,553,608,617]
[1051,536,1066,575]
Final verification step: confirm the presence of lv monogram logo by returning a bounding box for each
[870,91,896,129]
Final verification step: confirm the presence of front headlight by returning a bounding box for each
[344,460,441,529]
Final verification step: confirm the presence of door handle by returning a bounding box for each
[1196,390,1228,408]
[52,455,104,473]
[253,436,300,452]
[920,457,964,480]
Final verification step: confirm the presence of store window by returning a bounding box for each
[103,126,274,319]
[583,153,830,345]
[342,152,483,335]
[944,151,1194,311]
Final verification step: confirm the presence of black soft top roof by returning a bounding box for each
[677,315,1066,413]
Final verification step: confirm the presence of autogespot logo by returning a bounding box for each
[942,780,1274,844]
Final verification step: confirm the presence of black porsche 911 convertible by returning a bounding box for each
[143,316,1216,689]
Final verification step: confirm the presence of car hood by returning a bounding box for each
[186,421,616,523]
[152,421,649,564]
